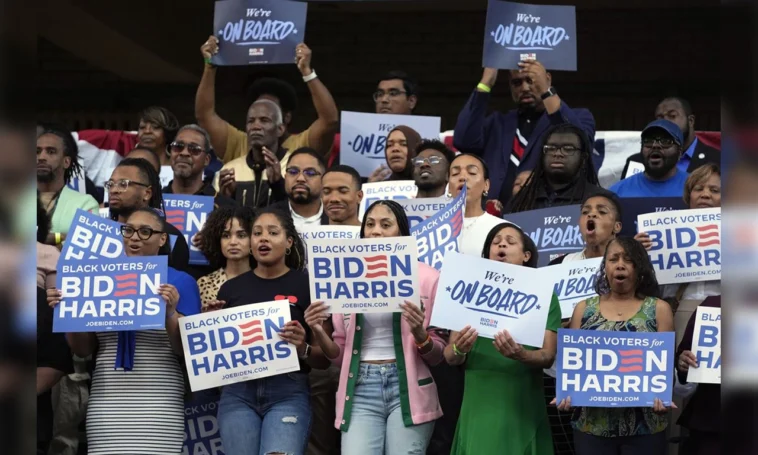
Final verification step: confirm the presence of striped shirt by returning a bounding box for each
[86,330,185,454]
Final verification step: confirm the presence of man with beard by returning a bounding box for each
[610,119,689,198]
[453,61,597,208]
[273,147,328,228]
[505,123,602,213]
[622,97,720,178]
[321,165,364,226]
[162,124,236,208]
[107,158,190,272]
[413,140,456,199]
[214,100,289,209]
[37,124,99,247]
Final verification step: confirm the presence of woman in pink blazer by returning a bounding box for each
[305,200,446,454]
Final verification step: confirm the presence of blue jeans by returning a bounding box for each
[218,373,311,455]
[341,363,434,455]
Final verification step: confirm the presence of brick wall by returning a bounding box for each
[38,5,719,134]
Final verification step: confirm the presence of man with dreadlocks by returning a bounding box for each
[37,124,100,247]
[505,123,602,214]
[106,158,191,273]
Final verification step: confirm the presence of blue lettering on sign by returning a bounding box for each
[348,134,387,158]
[695,322,721,369]
[647,227,721,270]
[553,274,596,300]
[188,317,288,376]
[449,278,539,319]
[312,256,414,300]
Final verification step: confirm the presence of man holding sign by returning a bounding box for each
[455,33,595,206]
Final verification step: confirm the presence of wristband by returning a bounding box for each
[416,334,431,349]
[452,343,468,357]
[204,57,215,67]
[303,69,318,83]
[476,83,492,93]
[54,232,62,245]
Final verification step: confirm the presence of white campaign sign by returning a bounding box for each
[179,300,300,391]
[339,111,441,177]
[430,251,553,347]
[298,225,361,262]
[358,181,418,220]
[307,236,419,314]
[397,196,450,229]
[688,306,721,384]
[637,208,721,284]
[543,257,601,318]
[624,161,645,179]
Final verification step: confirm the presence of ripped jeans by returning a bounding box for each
[341,363,434,455]
[218,372,311,455]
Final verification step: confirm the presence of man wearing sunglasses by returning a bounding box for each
[610,119,689,198]
[162,124,236,207]
[453,61,597,208]
[412,140,456,199]
[274,147,329,229]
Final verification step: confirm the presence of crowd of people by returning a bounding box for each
[36,37,721,455]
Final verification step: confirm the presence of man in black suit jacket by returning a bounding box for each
[622,97,720,178]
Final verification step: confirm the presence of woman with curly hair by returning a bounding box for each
[196,206,256,307]
[555,237,676,455]
[206,206,328,455]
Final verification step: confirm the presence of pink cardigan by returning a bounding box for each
[329,262,446,431]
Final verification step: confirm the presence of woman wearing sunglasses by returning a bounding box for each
[47,208,201,455]
[304,200,446,454]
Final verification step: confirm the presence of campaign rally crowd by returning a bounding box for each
[36,30,721,455]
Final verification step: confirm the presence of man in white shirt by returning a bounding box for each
[274,147,328,229]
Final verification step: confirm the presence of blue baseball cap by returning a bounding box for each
[641,119,683,145]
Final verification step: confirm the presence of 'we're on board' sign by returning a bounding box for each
[483,0,577,71]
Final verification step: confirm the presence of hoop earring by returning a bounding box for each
[285,247,292,256]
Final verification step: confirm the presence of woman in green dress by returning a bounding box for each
[445,222,561,454]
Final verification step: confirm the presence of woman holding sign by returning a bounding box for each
[304,200,446,454]
[444,222,562,454]
[47,208,202,455]
[367,125,422,182]
[556,237,675,454]
[206,206,326,455]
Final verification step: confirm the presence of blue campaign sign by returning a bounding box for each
[61,209,125,262]
[411,187,466,271]
[164,194,214,265]
[506,204,583,267]
[183,390,225,455]
[211,0,308,66]
[619,197,687,238]
[556,329,675,407]
[54,256,168,333]
[340,111,441,177]
[483,0,577,71]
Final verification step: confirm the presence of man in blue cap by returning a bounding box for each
[610,119,690,198]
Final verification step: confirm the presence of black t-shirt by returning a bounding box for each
[217,269,312,372]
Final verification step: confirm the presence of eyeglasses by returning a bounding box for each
[285,167,322,178]
[121,225,165,240]
[412,156,444,167]
[543,144,581,156]
[641,137,676,148]
[373,89,407,102]
[169,141,205,156]
[105,179,150,192]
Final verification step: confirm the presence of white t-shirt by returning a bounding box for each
[458,212,505,257]
[290,201,323,231]
[360,312,395,361]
